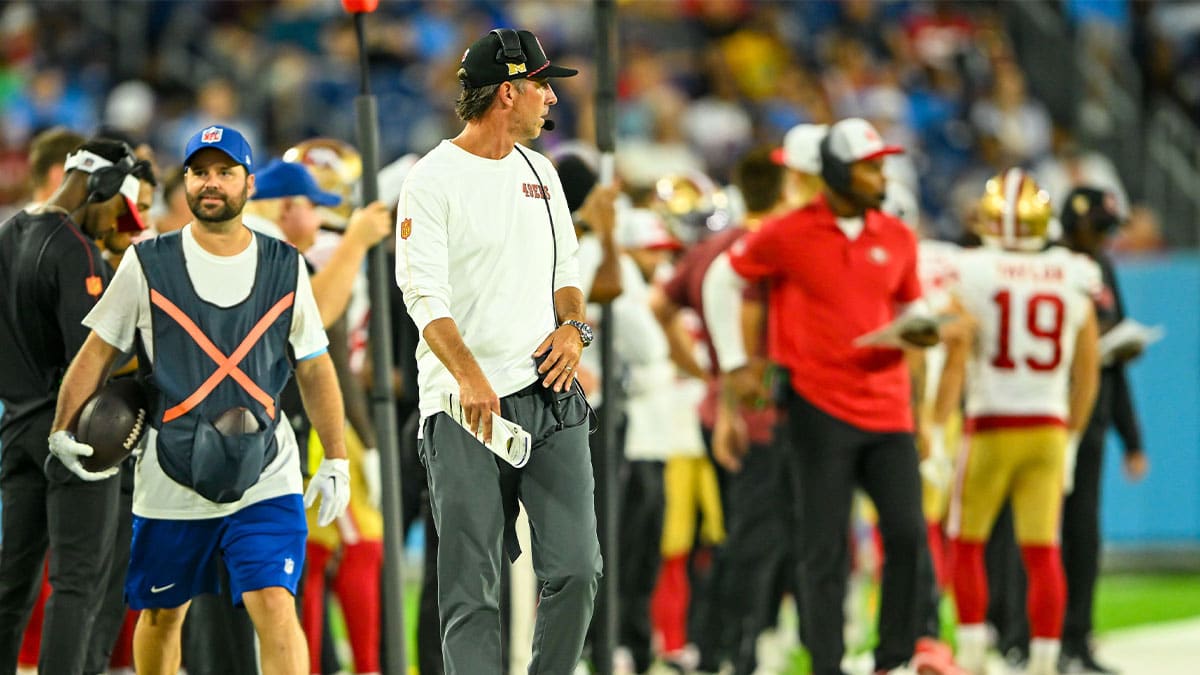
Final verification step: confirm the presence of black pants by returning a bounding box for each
[688,451,729,673]
[986,504,1029,658]
[84,461,134,674]
[1061,423,1107,654]
[787,393,927,675]
[180,567,257,675]
[617,459,664,673]
[719,437,796,675]
[0,408,120,675]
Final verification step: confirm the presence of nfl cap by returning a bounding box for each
[63,147,147,232]
[824,118,904,164]
[1060,186,1122,234]
[459,29,578,89]
[251,159,342,206]
[183,125,254,171]
[771,123,828,174]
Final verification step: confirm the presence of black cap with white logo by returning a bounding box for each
[459,29,578,89]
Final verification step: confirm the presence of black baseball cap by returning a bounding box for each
[1060,187,1122,234]
[459,29,578,89]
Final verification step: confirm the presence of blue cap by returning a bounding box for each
[183,125,254,170]
[250,159,342,206]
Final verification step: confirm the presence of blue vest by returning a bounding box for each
[137,230,298,503]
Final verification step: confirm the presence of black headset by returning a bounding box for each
[819,133,852,196]
[491,28,525,65]
[78,143,139,204]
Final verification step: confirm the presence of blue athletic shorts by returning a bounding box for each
[125,493,307,610]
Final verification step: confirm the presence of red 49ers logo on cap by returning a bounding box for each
[201,126,223,143]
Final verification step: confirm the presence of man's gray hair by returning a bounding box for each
[455,75,526,122]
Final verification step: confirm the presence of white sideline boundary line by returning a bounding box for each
[1096,617,1200,674]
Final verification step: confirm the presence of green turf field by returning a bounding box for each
[328,571,1200,673]
[779,572,1200,675]
[1093,572,1200,633]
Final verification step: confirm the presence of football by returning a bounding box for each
[75,378,149,472]
[213,406,261,436]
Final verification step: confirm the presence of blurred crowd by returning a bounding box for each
[0,0,1196,250]
[0,1,1190,675]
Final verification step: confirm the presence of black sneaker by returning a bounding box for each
[1004,646,1029,670]
[1058,650,1118,674]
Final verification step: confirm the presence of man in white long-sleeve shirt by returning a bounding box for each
[394,28,601,674]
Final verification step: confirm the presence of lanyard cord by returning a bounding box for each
[513,145,558,329]
[512,145,597,434]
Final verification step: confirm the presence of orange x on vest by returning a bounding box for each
[150,289,295,424]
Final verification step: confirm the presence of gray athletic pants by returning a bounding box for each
[421,383,602,675]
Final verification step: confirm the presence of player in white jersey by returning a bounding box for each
[940,169,1100,675]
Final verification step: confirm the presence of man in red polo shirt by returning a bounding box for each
[656,143,806,674]
[726,118,937,675]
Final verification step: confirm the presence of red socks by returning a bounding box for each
[949,539,987,625]
[302,541,384,674]
[927,521,948,589]
[302,543,333,674]
[1021,544,1065,639]
[950,539,1065,638]
[332,541,383,673]
[651,554,690,654]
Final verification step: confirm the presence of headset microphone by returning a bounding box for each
[542,119,556,131]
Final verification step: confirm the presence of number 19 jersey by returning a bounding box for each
[952,246,1099,425]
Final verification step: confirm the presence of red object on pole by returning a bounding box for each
[341,0,379,13]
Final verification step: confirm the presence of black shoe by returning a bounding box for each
[1058,650,1118,674]
[1004,646,1029,670]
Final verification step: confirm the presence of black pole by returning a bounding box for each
[593,2,619,674]
[352,12,407,675]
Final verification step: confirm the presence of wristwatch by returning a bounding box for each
[563,319,594,348]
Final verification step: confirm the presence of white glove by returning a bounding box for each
[362,448,382,510]
[47,430,119,482]
[304,458,351,527]
[919,425,953,491]
[1063,432,1082,495]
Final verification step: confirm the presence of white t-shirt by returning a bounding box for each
[395,140,581,421]
[950,246,1099,421]
[84,224,328,519]
[918,239,962,403]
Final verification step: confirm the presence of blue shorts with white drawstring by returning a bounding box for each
[125,493,307,609]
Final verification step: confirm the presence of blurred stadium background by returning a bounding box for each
[0,0,1198,673]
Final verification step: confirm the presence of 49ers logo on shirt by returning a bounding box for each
[522,183,550,200]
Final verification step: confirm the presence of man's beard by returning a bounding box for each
[843,187,885,212]
[187,185,248,224]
